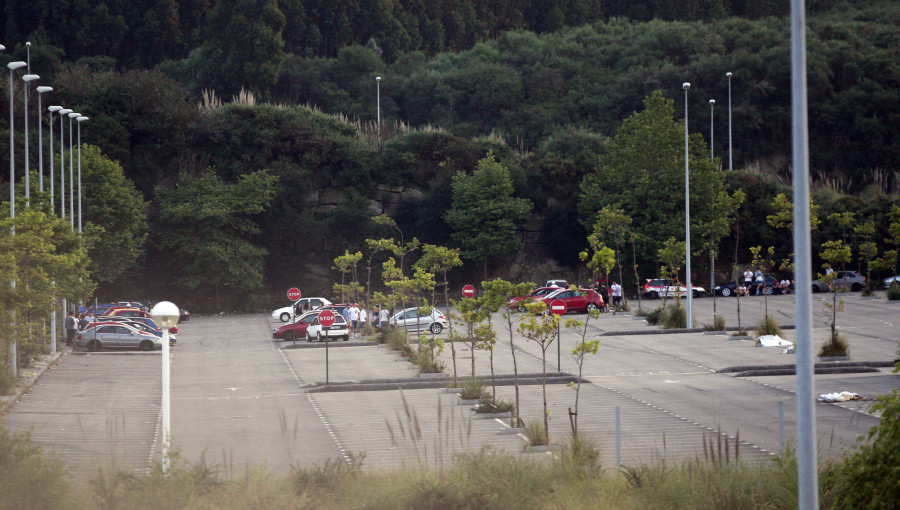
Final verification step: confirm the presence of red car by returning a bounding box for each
[508,287,561,312]
[536,288,606,314]
[272,310,321,341]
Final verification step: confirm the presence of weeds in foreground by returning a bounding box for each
[818,330,850,357]
[702,314,726,331]
[472,396,515,415]
[754,315,784,338]
[662,304,686,329]
[458,378,490,401]
[524,419,549,447]
[643,307,663,325]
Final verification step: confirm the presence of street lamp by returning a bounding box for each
[48,105,61,210]
[76,116,88,233]
[8,62,27,228]
[726,72,733,171]
[37,86,52,196]
[683,82,693,328]
[709,99,715,161]
[375,76,382,135]
[150,301,181,473]
[58,108,72,220]
[25,41,31,72]
[68,111,78,227]
[22,74,40,206]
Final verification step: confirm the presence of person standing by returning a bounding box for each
[754,268,765,295]
[743,268,753,291]
[359,306,368,336]
[65,311,79,346]
[379,307,389,329]
[611,281,623,311]
[348,303,360,338]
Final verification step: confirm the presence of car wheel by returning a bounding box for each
[721,287,732,297]
[517,305,525,313]
[586,303,598,312]
[851,282,862,292]
[306,332,312,342]
[693,290,702,298]
[648,291,659,299]
[284,330,295,342]
[764,286,774,295]
[317,332,323,342]
[140,340,154,351]
[812,284,820,293]
[343,335,349,341]
[87,340,100,352]
[430,323,443,334]
[279,312,291,322]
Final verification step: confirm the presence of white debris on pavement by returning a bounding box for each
[817,391,861,403]
[756,335,793,348]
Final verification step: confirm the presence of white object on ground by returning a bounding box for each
[817,391,860,403]
[757,335,793,348]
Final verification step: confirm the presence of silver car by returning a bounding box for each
[811,270,866,292]
[75,323,162,351]
[389,307,448,334]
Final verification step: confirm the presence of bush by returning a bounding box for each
[662,305,687,329]
[560,434,601,476]
[524,419,549,447]
[0,427,72,509]
[702,314,726,331]
[459,378,490,400]
[887,286,900,301]
[818,331,850,357]
[644,307,664,325]
[473,397,515,415]
[754,316,783,338]
[0,365,16,396]
[360,322,378,337]
[383,327,407,349]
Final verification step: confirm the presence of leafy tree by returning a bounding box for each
[591,205,632,297]
[657,237,686,310]
[518,300,561,443]
[78,145,147,285]
[332,250,363,303]
[855,221,878,295]
[750,245,776,318]
[197,0,287,98]
[819,240,852,357]
[155,170,277,310]
[415,244,463,385]
[445,151,533,280]
[696,189,745,315]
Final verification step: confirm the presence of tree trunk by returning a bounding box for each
[443,270,458,387]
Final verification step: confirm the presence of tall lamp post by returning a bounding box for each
[375,76,382,136]
[58,108,72,220]
[37,86,52,196]
[708,99,715,161]
[683,82,693,328]
[22,73,40,206]
[48,105,61,210]
[726,72,733,171]
[68,112,79,227]
[150,301,181,473]
[76,116,88,233]
[7,59,27,378]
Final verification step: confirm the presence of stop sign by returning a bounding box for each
[287,287,301,301]
[462,284,475,298]
[318,309,336,327]
[550,299,567,316]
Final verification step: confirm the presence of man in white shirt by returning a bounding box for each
[348,304,360,337]
[358,307,368,336]
[610,281,623,310]
[379,307,389,328]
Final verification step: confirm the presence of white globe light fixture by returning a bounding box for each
[150,300,180,473]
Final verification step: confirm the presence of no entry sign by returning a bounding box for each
[287,287,302,301]
[550,299,567,315]
[462,284,475,298]
[318,309,336,327]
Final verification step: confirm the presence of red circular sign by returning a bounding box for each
[318,309,336,327]
[462,284,476,298]
[287,287,301,300]
[550,299,567,315]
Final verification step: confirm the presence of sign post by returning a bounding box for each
[318,310,336,384]
[550,299,567,372]
[287,288,301,333]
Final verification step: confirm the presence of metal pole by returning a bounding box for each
[77,118,85,233]
[49,108,56,210]
[683,82,693,327]
[59,108,71,219]
[557,321,561,372]
[709,99,715,161]
[615,406,621,470]
[791,0,818,507]
[68,114,74,226]
[727,72,733,171]
[23,75,41,206]
[162,328,170,472]
[779,401,785,451]
[325,328,330,384]
[376,76,381,135]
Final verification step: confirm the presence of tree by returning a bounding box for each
[197,0,286,97]
[592,205,632,301]
[750,245,776,318]
[819,240,852,357]
[445,151,533,280]
[766,192,821,273]
[696,189,745,316]
[518,300,561,443]
[415,244,463,385]
[855,221,878,295]
[579,91,723,269]
[78,145,147,285]
[155,170,277,310]
[657,237,686,310]
[332,250,363,303]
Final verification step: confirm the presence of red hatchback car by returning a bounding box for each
[508,287,562,312]
[537,288,606,314]
[272,310,320,341]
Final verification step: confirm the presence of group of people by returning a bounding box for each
[340,304,391,338]
[591,280,623,311]
[739,268,794,296]
[64,310,97,346]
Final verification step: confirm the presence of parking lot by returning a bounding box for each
[1,292,897,478]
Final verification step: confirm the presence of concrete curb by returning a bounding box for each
[1,351,65,415]
[719,360,895,377]
[305,373,581,393]
[598,324,797,336]
[732,367,880,377]
[280,340,377,349]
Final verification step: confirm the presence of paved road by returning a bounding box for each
[1,293,896,477]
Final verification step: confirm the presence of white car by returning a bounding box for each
[305,313,350,342]
[882,275,899,289]
[272,297,332,322]
[389,307,448,334]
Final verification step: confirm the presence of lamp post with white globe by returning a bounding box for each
[22,73,40,206]
[58,108,72,220]
[68,111,79,227]
[76,116,88,233]
[683,82,693,328]
[150,301,181,473]
[47,105,61,210]
[37,86,52,196]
